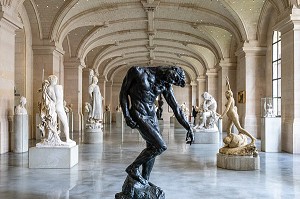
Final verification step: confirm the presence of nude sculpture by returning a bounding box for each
[219,77,256,146]
[118,66,194,193]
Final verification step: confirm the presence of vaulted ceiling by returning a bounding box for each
[19,0,289,82]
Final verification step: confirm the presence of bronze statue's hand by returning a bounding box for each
[125,116,138,129]
[186,129,194,145]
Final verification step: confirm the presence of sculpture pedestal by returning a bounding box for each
[216,153,260,170]
[115,176,165,199]
[193,129,219,144]
[104,111,111,124]
[116,112,124,128]
[13,115,29,153]
[29,145,78,168]
[158,120,164,126]
[84,124,103,144]
[261,117,281,152]
[170,116,175,124]
[217,118,222,133]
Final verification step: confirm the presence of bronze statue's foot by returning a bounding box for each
[126,166,148,185]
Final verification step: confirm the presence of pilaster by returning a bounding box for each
[276,11,300,153]
[235,41,266,138]
[64,58,84,131]
[206,69,218,101]
[196,76,206,106]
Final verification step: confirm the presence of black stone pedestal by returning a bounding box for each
[115,176,165,199]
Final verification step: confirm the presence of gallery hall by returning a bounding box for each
[0,0,299,198]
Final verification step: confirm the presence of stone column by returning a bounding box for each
[32,45,64,138]
[64,58,84,131]
[196,76,206,106]
[0,11,21,153]
[190,80,197,106]
[217,59,237,129]
[105,80,113,108]
[235,41,266,138]
[206,70,218,101]
[276,9,300,153]
[82,68,90,107]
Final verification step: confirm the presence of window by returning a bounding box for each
[272,31,281,116]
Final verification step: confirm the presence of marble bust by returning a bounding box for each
[15,96,28,115]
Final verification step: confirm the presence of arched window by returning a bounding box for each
[272,31,281,116]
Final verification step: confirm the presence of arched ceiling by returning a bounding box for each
[19,0,290,82]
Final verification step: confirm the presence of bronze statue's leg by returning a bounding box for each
[233,120,256,144]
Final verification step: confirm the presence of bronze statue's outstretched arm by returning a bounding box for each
[119,67,138,128]
[163,84,194,144]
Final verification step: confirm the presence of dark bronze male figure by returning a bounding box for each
[119,66,194,187]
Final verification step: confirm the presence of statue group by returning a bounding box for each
[116,66,194,199]
[37,75,75,147]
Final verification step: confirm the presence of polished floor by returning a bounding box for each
[0,123,300,199]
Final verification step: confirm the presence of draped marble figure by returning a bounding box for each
[88,76,103,123]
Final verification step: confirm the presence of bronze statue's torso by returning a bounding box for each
[128,68,165,117]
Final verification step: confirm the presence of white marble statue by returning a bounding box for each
[180,102,189,119]
[105,104,111,112]
[264,102,275,117]
[63,100,69,113]
[194,92,219,130]
[37,75,75,147]
[88,75,103,123]
[116,104,122,112]
[15,96,28,115]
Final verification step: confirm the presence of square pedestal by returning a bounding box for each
[13,115,28,153]
[116,112,124,128]
[217,153,260,170]
[29,145,78,168]
[194,130,219,144]
[261,117,281,152]
[104,111,111,124]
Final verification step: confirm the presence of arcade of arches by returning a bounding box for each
[0,0,300,154]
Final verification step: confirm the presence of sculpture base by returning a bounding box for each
[84,127,103,144]
[170,116,175,124]
[29,145,78,168]
[116,112,124,128]
[104,111,111,124]
[158,120,164,125]
[193,129,219,144]
[13,115,28,153]
[261,117,281,152]
[115,176,165,199]
[217,153,260,170]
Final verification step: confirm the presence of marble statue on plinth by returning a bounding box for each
[37,75,76,147]
[116,66,194,199]
[180,102,189,120]
[194,92,219,131]
[219,77,258,156]
[88,75,103,123]
[15,96,28,115]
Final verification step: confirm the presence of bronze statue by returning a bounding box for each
[116,66,193,198]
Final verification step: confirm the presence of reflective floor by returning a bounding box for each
[0,123,300,199]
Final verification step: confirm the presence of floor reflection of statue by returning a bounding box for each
[194,92,219,130]
[117,66,194,198]
[156,99,164,120]
[88,76,103,123]
[37,75,75,147]
[219,77,257,156]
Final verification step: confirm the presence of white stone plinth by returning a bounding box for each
[29,145,78,168]
[116,112,124,128]
[84,127,103,143]
[194,129,219,144]
[13,115,29,153]
[104,111,111,124]
[261,117,281,152]
[217,153,260,170]
[158,120,164,125]
[170,116,175,124]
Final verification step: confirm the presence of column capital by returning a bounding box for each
[32,44,65,55]
[64,58,85,69]
[206,69,218,77]
[235,41,267,58]
[196,76,206,82]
